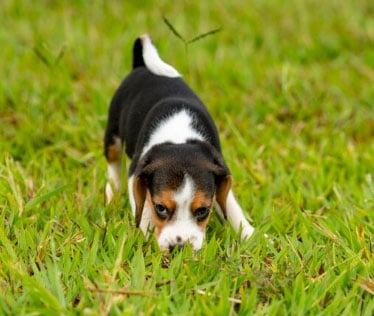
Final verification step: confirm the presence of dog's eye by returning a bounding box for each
[194,207,210,222]
[154,204,169,220]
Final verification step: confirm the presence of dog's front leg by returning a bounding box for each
[224,190,254,240]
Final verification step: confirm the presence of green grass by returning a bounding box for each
[1,0,373,314]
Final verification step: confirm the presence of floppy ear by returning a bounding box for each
[131,153,161,227]
[132,175,148,227]
[197,141,232,220]
[215,174,232,220]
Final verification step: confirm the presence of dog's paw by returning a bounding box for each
[240,224,255,240]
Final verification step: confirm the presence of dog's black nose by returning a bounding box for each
[169,243,184,253]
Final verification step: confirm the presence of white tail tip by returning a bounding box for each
[139,34,181,78]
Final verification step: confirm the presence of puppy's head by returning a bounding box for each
[132,141,231,251]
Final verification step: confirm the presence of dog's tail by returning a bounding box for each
[132,37,145,69]
[132,34,181,78]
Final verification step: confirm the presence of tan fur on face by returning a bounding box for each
[191,191,211,211]
[191,190,213,230]
[151,190,176,237]
[150,189,213,236]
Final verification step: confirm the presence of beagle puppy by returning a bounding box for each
[104,34,254,251]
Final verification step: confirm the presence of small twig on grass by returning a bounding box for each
[155,279,172,288]
[87,286,154,297]
[194,289,242,304]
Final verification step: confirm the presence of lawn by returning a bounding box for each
[0,0,373,314]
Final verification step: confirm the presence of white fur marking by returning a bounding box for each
[140,34,181,78]
[141,109,204,157]
[157,176,205,250]
[173,176,195,221]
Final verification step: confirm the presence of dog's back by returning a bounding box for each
[104,36,221,160]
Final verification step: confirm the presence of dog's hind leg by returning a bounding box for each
[104,135,123,204]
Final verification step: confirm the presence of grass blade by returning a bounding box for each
[25,184,68,211]
[162,16,185,42]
